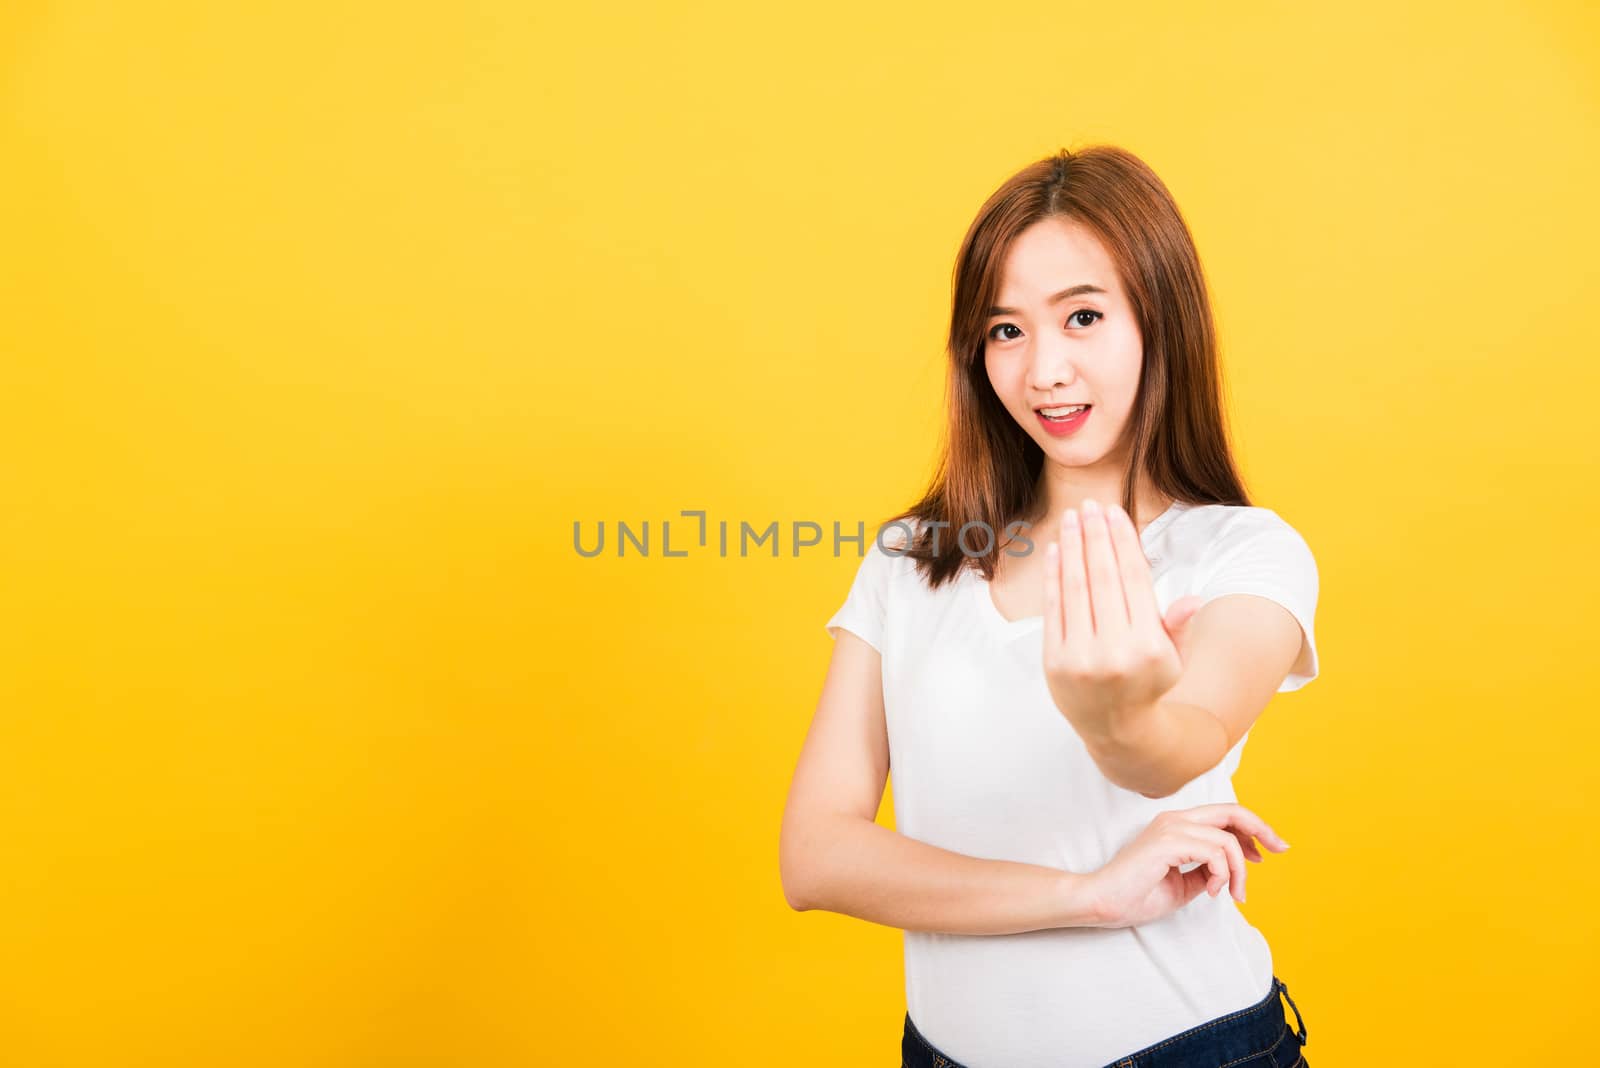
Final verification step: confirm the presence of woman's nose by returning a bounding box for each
[1027,344,1077,391]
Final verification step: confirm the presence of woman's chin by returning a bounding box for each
[1036,435,1097,459]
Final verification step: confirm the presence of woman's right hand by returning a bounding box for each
[1084,803,1290,929]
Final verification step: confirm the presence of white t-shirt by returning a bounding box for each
[823,500,1320,1068]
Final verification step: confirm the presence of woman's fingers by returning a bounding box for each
[1043,541,1063,648]
[1188,824,1250,901]
[1106,502,1162,635]
[1177,803,1290,853]
[1058,509,1094,637]
[1158,804,1290,902]
[1206,850,1229,896]
[1229,827,1265,863]
[1178,833,1230,897]
[1177,860,1217,903]
[1078,501,1128,637]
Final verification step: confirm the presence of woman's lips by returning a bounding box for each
[1036,405,1091,437]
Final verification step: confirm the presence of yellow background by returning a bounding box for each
[3,2,1596,1063]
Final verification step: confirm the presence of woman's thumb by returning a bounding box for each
[1163,595,1204,658]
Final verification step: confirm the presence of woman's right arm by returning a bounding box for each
[779,631,1280,934]
[778,630,1106,935]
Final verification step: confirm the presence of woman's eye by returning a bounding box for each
[986,310,1101,342]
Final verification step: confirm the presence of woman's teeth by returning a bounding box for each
[1040,404,1089,420]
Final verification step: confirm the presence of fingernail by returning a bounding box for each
[1063,509,1079,528]
[1082,498,1100,516]
[1107,502,1124,520]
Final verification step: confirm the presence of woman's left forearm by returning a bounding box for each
[1082,699,1230,799]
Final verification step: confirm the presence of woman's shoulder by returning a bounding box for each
[872,517,917,548]
[1161,501,1316,568]
[861,514,964,593]
[1169,501,1304,537]
[843,517,920,587]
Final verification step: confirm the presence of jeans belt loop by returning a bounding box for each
[1277,977,1308,1045]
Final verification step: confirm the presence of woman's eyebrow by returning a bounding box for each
[988,283,1108,317]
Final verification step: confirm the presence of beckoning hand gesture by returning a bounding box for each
[1042,499,1204,743]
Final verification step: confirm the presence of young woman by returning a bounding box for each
[779,146,1317,1068]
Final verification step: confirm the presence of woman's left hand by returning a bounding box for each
[1042,499,1204,745]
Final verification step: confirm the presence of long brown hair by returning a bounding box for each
[881,144,1250,590]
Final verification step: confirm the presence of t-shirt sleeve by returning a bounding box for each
[1192,512,1321,692]
[823,533,902,655]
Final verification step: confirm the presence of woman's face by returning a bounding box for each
[983,216,1144,470]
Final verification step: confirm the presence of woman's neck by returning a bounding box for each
[1026,473,1174,535]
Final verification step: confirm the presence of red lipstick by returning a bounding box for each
[1036,405,1091,437]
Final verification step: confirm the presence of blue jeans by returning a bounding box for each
[901,974,1309,1068]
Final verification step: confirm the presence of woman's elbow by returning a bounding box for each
[779,819,825,911]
